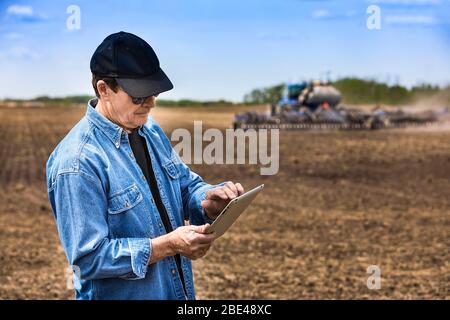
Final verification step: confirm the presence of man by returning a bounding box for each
[46,31,244,300]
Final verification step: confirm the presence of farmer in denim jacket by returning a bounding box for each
[46,32,244,300]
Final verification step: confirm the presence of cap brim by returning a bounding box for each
[116,68,173,98]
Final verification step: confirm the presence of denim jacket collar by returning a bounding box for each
[86,98,125,148]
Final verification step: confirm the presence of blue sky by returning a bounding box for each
[0,0,449,102]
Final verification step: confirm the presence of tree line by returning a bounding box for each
[243,78,449,106]
[2,77,448,107]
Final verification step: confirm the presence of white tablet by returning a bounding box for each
[206,184,264,238]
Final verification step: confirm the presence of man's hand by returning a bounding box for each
[201,181,245,220]
[167,224,216,260]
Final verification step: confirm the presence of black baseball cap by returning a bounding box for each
[90,31,173,98]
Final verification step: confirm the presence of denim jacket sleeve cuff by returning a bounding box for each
[127,237,152,280]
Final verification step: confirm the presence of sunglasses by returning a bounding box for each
[104,81,159,105]
[130,94,158,105]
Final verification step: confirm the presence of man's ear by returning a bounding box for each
[96,80,109,100]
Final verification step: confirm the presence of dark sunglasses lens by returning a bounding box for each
[131,95,158,105]
[132,97,145,105]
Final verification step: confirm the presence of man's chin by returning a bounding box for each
[134,114,149,126]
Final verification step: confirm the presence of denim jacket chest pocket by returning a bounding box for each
[108,183,143,214]
[108,183,157,238]
[107,183,151,238]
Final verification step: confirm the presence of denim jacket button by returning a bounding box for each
[171,269,176,275]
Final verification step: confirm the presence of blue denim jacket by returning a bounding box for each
[46,99,219,300]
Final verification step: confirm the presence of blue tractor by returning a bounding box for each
[234,80,346,128]
[233,80,449,130]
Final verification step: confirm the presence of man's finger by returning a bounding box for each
[215,188,230,200]
[223,185,237,199]
[195,233,216,244]
[206,188,229,200]
[191,224,215,239]
[225,181,238,195]
[198,223,210,234]
[203,198,230,213]
[201,199,220,210]
[189,224,209,234]
[235,183,244,196]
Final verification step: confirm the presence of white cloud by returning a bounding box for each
[312,9,330,19]
[385,15,438,25]
[5,5,46,22]
[311,9,358,20]
[6,5,34,17]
